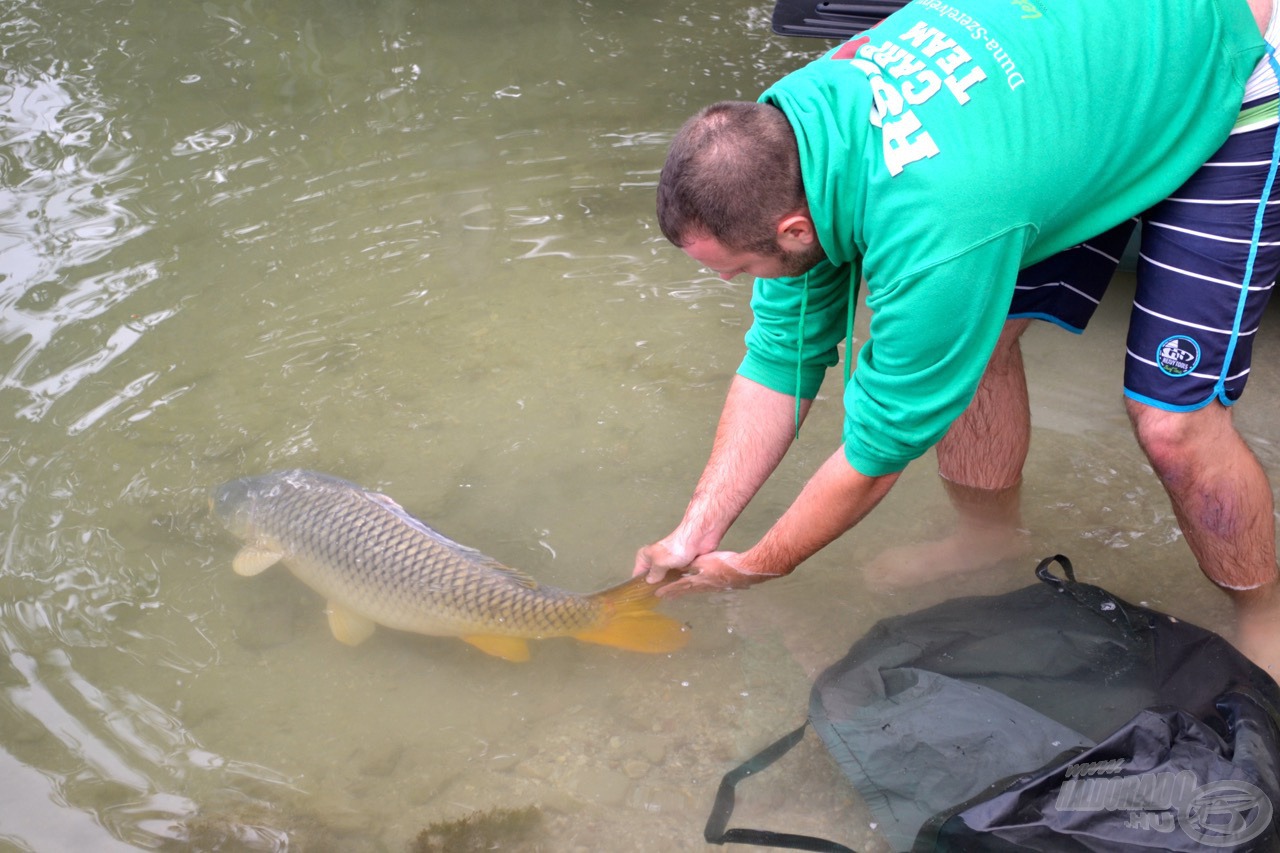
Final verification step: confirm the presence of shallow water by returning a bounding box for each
[3,0,1280,850]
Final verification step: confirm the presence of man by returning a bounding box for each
[633,0,1280,673]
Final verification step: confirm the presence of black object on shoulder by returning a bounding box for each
[770,0,912,39]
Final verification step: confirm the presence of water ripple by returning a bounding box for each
[0,621,299,849]
[0,49,161,432]
[0,66,146,292]
[170,121,254,158]
[3,265,170,423]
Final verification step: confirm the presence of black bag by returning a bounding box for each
[705,556,1280,852]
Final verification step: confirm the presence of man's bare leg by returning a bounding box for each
[1127,398,1280,676]
[864,320,1033,588]
[1250,0,1273,35]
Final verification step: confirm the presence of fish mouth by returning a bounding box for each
[210,477,256,528]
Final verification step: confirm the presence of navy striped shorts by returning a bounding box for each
[1010,102,1280,412]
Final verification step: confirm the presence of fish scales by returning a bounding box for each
[211,470,687,660]
[280,476,592,635]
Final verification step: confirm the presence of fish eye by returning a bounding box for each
[211,478,254,520]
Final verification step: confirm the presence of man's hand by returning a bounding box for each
[654,550,785,598]
[633,536,701,585]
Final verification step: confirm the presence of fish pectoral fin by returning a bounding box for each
[232,546,284,577]
[461,635,531,663]
[326,601,377,646]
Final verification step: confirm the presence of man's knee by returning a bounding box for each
[1126,398,1231,481]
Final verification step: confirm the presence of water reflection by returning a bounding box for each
[0,615,305,849]
[0,62,153,425]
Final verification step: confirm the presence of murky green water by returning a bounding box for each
[4,0,1280,850]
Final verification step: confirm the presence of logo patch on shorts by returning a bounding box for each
[1157,336,1201,377]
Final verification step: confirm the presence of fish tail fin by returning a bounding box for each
[572,576,689,654]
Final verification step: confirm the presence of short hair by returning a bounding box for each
[657,101,806,254]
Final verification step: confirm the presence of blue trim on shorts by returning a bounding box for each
[1123,387,1215,413]
[1214,46,1280,407]
[1007,312,1084,333]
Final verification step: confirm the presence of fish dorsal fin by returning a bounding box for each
[326,601,377,646]
[462,634,531,662]
[365,490,541,590]
[418,526,540,589]
[475,557,541,590]
[233,546,283,577]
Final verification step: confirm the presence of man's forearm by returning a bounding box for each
[742,447,901,577]
[673,375,812,554]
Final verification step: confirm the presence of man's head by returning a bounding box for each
[657,100,826,279]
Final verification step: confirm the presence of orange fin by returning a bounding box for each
[462,634,531,662]
[573,575,689,654]
[327,601,376,646]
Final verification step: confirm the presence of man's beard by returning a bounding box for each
[775,239,829,278]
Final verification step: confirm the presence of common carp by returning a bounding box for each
[210,469,688,662]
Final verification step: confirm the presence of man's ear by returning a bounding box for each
[776,213,816,250]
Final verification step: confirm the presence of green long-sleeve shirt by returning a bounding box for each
[740,0,1266,476]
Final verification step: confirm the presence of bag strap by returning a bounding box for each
[703,722,859,852]
[1036,553,1153,635]
[1034,553,1076,586]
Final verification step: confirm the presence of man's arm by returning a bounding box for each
[656,446,900,597]
[634,374,811,581]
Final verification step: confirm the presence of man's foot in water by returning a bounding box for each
[864,478,1029,589]
[862,523,1031,590]
[1229,581,1280,682]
